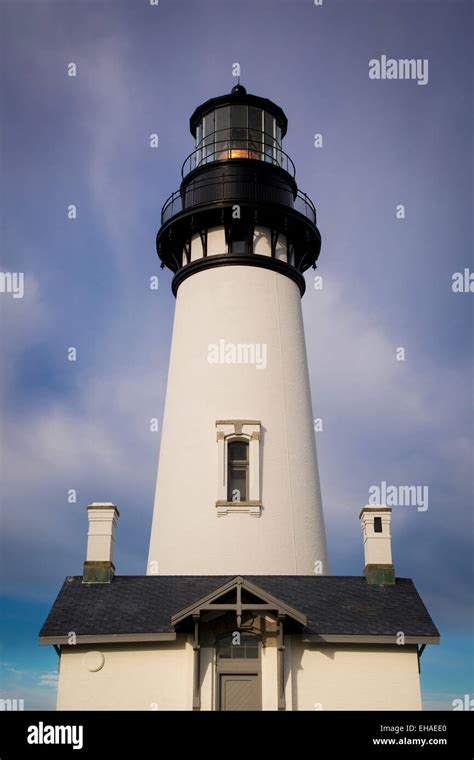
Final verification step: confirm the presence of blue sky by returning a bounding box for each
[0,0,472,710]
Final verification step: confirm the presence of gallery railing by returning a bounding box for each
[161,174,317,226]
[181,128,296,179]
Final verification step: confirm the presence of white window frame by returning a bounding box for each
[215,420,261,517]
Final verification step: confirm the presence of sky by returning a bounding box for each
[0,0,472,710]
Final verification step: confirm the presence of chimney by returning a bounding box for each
[359,505,395,585]
[83,503,119,583]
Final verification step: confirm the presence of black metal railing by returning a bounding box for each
[181,128,296,178]
[161,173,316,226]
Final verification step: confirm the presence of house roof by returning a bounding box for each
[38,575,440,645]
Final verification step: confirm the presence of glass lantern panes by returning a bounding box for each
[264,111,275,163]
[275,124,283,166]
[194,106,281,168]
[215,106,230,159]
[230,105,247,156]
[195,123,202,167]
[203,110,215,164]
[248,107,263,158]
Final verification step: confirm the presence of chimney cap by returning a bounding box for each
[359,505,391,520]
[87,502,120,517]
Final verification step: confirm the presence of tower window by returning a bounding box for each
[227,440,249,502]
[229,235,249,254]
[228,224,250,254]
[215,421,261,515]
[374,517,383,533]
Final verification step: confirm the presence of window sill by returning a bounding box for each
[216,501,262,517]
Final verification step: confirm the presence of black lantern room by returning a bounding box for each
[157,85,321,296]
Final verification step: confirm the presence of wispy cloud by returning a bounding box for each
[38,672,58,688]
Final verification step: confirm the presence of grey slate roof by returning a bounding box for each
[39,575,439,640]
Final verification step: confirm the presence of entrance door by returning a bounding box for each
[219,674,261,711]
[216,633,262,711]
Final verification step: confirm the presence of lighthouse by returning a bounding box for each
[40,86,439,713]
[148,84,328,576]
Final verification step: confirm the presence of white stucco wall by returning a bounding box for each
[56,638,193,711]
[148,247,328,575]
[285,640,422,711]
[55,638,422,711]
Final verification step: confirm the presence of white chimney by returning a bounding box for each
[83,503,119,583]
[359,505,395,585]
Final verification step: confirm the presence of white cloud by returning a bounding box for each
[38,671,58,688]
[303,278,471,566]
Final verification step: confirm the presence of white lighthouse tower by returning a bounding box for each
[41,86,440,713]
[148,85,328,576]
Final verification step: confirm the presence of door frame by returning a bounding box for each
[215,636,262,711]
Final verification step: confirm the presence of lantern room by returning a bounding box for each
[157,84,322,295]
[186,84,290,174]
